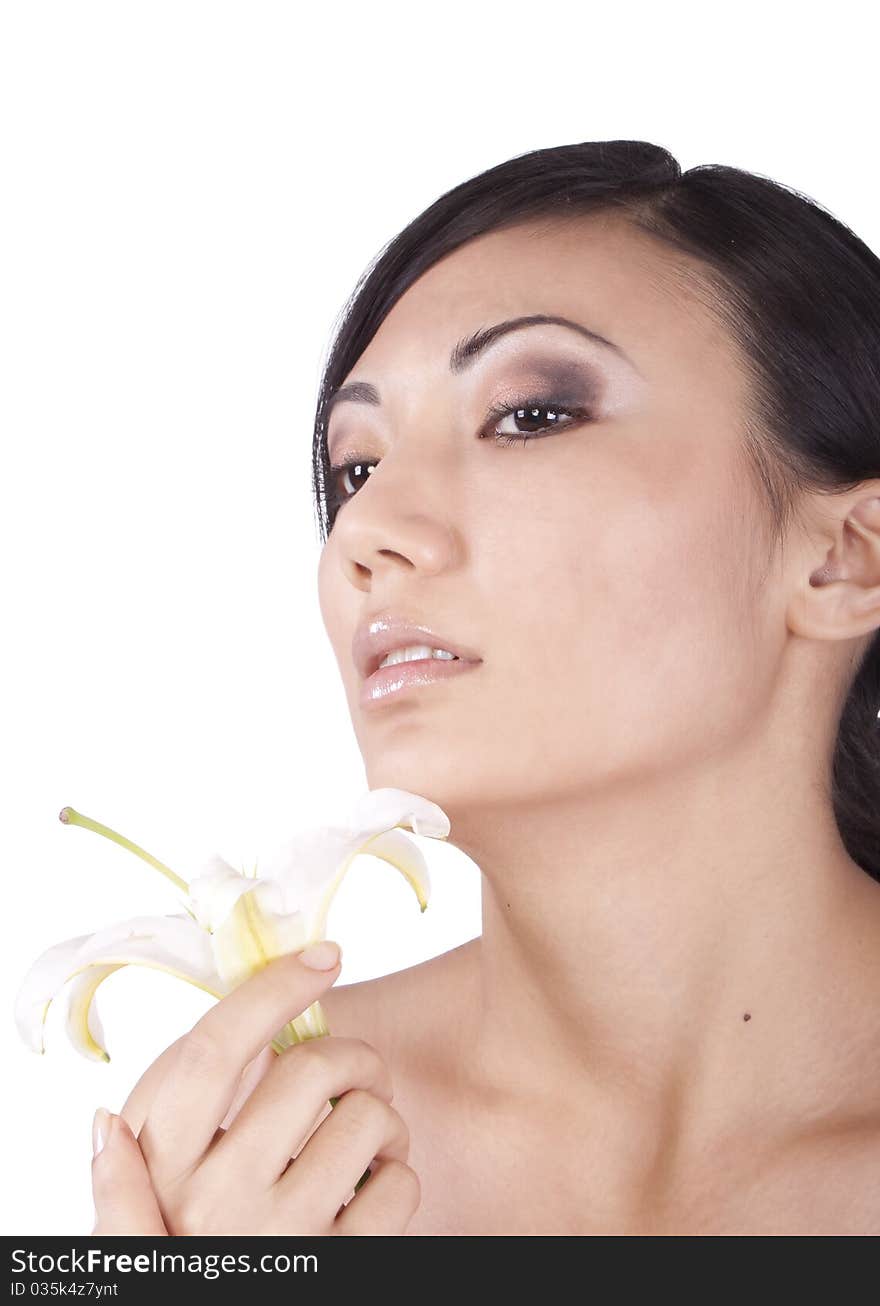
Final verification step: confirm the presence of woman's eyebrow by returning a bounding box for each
[324,313,638,422]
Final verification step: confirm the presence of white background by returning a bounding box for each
[2,1,877,1236]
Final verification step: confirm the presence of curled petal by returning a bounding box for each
[339,787,451,842]
[64,963,122,1062]
[309,827,433,942]
[257,789,448,928]
[360,827,431,910]
[16,914,226,1061]
[15,933,96,1055]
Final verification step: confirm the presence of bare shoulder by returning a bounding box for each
[711,1119,880,1235]
[318,936,480,1069]
[785,1121,880,1234]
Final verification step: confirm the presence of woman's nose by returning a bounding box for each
[336,508,462,591]
[329,450,465,590]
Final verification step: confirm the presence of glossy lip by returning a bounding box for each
[351,613,483,682]
[359,653,481,710]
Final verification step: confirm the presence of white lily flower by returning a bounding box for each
[16,788,450,1063]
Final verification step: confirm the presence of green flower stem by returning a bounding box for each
[59,806,189,894]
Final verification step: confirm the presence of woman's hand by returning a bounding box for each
[89,942,421,1236]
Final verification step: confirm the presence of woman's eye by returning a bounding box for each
[481,396,595,446]
[326,459,375,513]
[324,394,595,519]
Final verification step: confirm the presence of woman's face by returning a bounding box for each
[317,214,781,824]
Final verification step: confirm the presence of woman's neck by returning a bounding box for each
[447,751,880,1179]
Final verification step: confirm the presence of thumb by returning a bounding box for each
[90,1108,168,1235]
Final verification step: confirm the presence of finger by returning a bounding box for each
[90,1110,168,1236]
[139,943,342,1190]
[200,1037,394,1188]
[219,1043,277,1130]
[121,1038,274,1137]
[120,1035,188,1136]
[274,1088,409,1226]
[333,1157,422,1235]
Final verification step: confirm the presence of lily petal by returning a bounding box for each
[16,914,227,1061]
[15,933,96,1055]
[258,789,449,929]
[187,854,263,931]
[64,963,122,1062]
[306,825,435,943]
[256,825,356,922]
[338,787,451,842]
[304,790,446,938]
[359,827,432,911]
[208,881,308,989]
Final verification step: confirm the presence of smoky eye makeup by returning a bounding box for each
[486,353,606,411]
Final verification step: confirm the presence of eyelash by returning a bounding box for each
[325,393,595,512]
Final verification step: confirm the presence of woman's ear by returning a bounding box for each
[789,493,880,642]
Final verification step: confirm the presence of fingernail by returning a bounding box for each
[299,940,342,970]
[92,1107,112,1157]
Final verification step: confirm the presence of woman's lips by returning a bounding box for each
[359,655,481,710]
